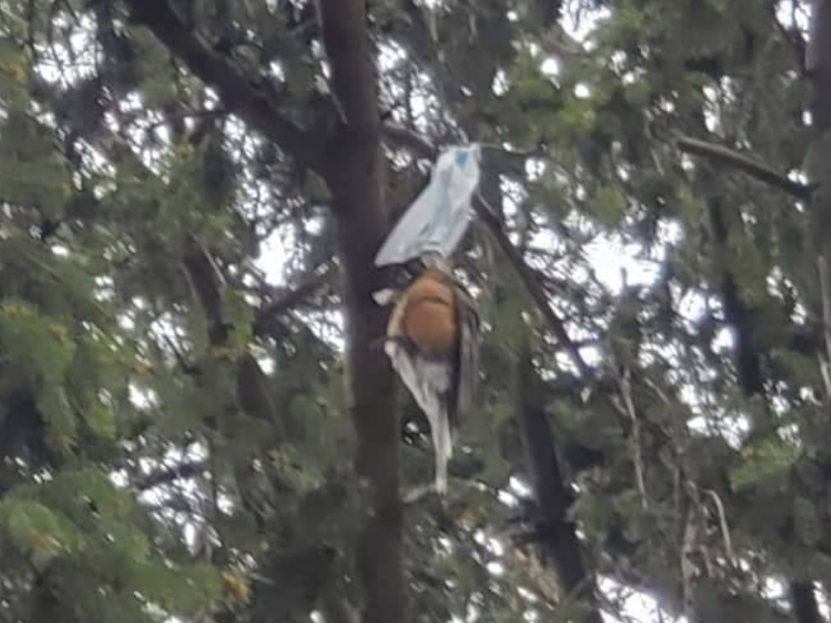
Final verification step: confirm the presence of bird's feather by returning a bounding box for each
[451,286,480,428]
[384,339,454,493]
[379,265,480,494]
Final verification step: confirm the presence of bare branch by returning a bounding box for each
[136,460,207,491]
[611,368,648,510]
[676,136,813,201]
[517,347,604,623]
[382,122,438,158]
[703,488,735,565]
[253,264,335,337]
[816,255,831,415]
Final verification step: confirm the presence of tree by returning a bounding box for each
[0,1,829,623]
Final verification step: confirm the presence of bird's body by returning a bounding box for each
[380,266,479,494]
[390,268,458,355]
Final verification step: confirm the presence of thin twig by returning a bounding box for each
[680,509,698,617]
[703,488,735,565]
[676,136,814,201]
[136,460,207,491]
[612,367,649,510]
[253,264,334,336]
[817,255,831,416]
[143,107,227,135]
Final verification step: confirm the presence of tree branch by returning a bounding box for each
[382,122,438,159]
[181,235,229,343]
[790,581,823,623]
[253,264,335,337]
[705,196,766,396]
[807,0,831,129]
[136,460,207,491]
[517,344,603,623]
[676,136,813,201]
[123,0,322,169]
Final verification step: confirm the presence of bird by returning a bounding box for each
[374,260,480,495]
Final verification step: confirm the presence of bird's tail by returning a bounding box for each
[431,406,453,495]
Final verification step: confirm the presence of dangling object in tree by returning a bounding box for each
[374,144,481,268]
[374,144,483,495]
[379,264,480,495]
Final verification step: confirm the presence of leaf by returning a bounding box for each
[0,499,84,566]
[83,401,117,440]
[222,570,252,603]
[38,385,79,453]
[0,111,72,219]
[588,185,628,225]
[793,497,822,546]
[730,439,800,491]
[135,562,224,613]
[0,301,77,385]
[0,38,29,109]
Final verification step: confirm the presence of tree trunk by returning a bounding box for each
[808,0,831,130]
[317,2,406,623]
[516,344,604,623]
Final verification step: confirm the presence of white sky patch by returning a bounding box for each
[302,309,345,351]
[599,577,685,623]
[687,409,750,449]
[253,346,277,374]
[777,0,811,31]
[541,57,560,77]
[497,488,520,507]
[129,383,158,411]
[574,82,592,99]
[509,475,533,498]
[257,227,294,287]
[561,0,611,43]
[583,234,661,294]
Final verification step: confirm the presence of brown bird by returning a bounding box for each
[375,263,480,494]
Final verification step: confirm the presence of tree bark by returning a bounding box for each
[790,582,822,623]
[517,344,604,623]
[316,2,405,623]
[794,6,831,623]
[808,0,831,130]
[125,0,404,618]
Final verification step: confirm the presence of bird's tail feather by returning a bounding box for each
[431,407,453,495]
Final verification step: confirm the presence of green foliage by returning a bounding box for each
[0,111,72,220]
[0,1,826,623]
[588,184,628,226]
[730,439,801,491]
[0,39,29,110]
[0,500,84,567]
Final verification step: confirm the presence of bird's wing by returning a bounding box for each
[451,286,480,428]
[385,339,455,492]
[385,340,452,422]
